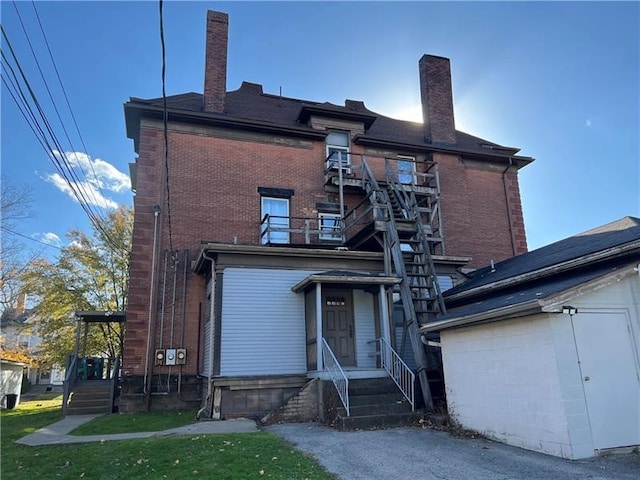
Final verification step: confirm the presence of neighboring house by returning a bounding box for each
[121,10,533,419]
[0,302,65,386]
[421,216,640,458]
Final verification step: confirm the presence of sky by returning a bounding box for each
[1,1,639,261]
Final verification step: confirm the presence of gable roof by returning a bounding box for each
[422,216,640,332]
[444,216,640,301]
[125,82,533,166]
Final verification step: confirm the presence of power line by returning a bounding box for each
[12,1,106,216]
[1,226,63,250]
[29,1,105,205]
[1,24,123,254]
[159,0,175,254]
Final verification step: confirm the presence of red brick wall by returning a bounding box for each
[123,125,528,377]
[436,152,527,267]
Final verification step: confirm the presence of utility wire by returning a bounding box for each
[12,1,107,218]
[1,226,63,250]
[159,0,175,254]
[29,1,105,205]
[1,25,122,253]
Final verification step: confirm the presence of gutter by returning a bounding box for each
[420,299,543,333]
[354,135,534,168]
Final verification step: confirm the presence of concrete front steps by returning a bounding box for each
[66,380,114,415]
[334,377,422,430]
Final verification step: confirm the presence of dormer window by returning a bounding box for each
[326,131,350,172]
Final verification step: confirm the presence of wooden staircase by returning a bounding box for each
[359,158,446,410]
[334,377,421,430]
[66,380,114,415]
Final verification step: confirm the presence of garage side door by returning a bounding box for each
[572,311,640,450]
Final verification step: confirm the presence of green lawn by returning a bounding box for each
[70,409,195,435]
[1,398,337,480]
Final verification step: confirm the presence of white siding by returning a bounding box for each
[201,279,213,377]
[220,268,317,376]
[353,290,377,368]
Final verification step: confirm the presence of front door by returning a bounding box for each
[323,290,356,367]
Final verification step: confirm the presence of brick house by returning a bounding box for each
[120,10,532,423]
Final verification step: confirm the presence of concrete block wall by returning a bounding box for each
[441,316,576,458]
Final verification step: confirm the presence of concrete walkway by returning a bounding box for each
[16,414,258,446]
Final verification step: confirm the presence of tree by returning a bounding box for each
[0,181,35,314]
[22,206,132,366]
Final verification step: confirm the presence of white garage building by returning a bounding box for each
[423,217,640,459]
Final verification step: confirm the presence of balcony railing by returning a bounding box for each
[260,215,344,245]
[259,155,441,247]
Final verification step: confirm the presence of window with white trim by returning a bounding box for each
[261,196,290,244]
[326,131,350,172]
[318,212,342,241]
[397,155,416,185]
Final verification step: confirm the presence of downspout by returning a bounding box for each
[197,251,216,419]
[501,158,517,256]
[143,206,161,407]
[179,249,188,394]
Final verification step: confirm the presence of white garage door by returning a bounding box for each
[572,311,640,450]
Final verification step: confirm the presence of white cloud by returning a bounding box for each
[43,150,130,209]
[585,119,592,127]
[44,172,119,209]
[33,232,62,247]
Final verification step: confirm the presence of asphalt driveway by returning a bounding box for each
[266,423,639,480]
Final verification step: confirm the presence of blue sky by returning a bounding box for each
[2,1,638,260]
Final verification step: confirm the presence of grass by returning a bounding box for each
[70,409,195,435]
[2,398,337,480]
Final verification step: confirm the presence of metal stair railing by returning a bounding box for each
[109,355,121,413]
[62,354,78,416]
[322,337,350,416]
[378,337,415,411]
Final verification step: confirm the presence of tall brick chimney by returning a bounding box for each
[16,292,26,315]
[419,54,456,145]
[203,10,228,113]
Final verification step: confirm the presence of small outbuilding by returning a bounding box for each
[1,360,26,409]
[422,217,640,459]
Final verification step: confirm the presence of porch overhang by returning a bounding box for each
[291,271,401,293]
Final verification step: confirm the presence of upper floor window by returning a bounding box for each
[397,156,416,185]
[436,275,454,292]
[318,212,342,241]
[326,131,350,172]
[261,196,290,244]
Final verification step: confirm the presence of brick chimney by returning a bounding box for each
[203,11,228,112]
[16,292,26,315]
[419,54,456,145]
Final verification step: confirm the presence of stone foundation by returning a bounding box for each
[119,375,202,413]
